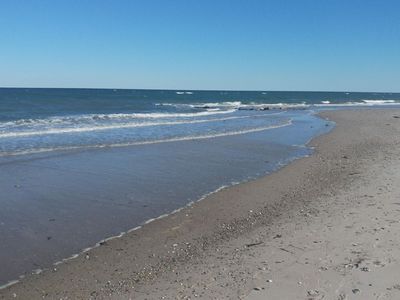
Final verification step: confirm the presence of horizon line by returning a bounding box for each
[0,86,399,94]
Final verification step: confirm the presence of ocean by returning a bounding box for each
[1,88,399,156]
[0,88,400,286]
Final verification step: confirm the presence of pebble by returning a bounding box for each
[338,293,346,300]
[307,289,320,296]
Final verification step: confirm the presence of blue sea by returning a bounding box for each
[0,88,400,286]
[1,88,400,156]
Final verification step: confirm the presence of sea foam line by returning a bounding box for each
[158,100,400,110]
[0,120,293,157]
[0,109,237,129]
[0,182,234,291]
[0,114,271,138]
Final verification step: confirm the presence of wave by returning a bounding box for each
[0,120,292,157]
[362,99,396,104]
[95,110,235,119]
[0,109,237,130]
[155,101,242,110]
[157,101,309,111]
[192,101,242,109]
[156,101,309,111]
[157,100,400,111]
[315,100,400,107]
[0,114,268,138]
[231,100,399,109]
[3,99,399,134]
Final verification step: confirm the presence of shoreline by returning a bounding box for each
[0,114,320,290]
[0,110,329,288]
[1,108,400,299]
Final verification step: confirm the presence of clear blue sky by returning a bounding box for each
[1,0,399,92]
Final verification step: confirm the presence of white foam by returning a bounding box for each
[0,114,254,139]
[0,120,293,157]
[95,109,236,119]
[175,91,193,94]
[0,109,237,131]
[315,100,400,107]
[155,100,400,111]
[193,101,242,108]
[155,101,243,110]
[0,279,19,290]
[159,101,308,111]
[127,226,142,233]
[362,99,396,104]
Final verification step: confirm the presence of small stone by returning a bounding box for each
[253,287,262,291]
[266,279,272,283]
[392,284,400,290]
[352,288,360,294]
[307,290,320,296]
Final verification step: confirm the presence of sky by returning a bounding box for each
[0,0,399,92]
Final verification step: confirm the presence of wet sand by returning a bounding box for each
[1,109,400,299]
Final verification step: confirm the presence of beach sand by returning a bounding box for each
[1,109,400,299]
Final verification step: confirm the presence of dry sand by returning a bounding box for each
[1,109,400,299]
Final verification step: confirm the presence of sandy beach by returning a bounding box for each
[1,108,400,299]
